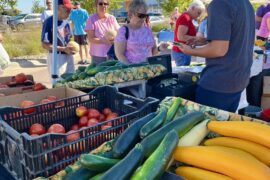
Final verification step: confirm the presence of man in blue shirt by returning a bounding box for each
[41,0,75,82]
[177,0,255,112]
[70,2,90,64]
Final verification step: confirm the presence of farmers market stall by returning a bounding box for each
[31,96,270,180]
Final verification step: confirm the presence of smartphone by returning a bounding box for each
[173,41,183,48]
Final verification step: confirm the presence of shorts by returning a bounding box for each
[74,35,88,45]
[196,86,242,113]
[171,51,191,66]
[47,53,75,82]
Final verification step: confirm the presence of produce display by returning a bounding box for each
[35,97,270,180]
[54,61,166,89]
[28,106,117,137]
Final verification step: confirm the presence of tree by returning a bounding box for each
[71,0,125,14]
[0,0,18,14]
[32,0,45,13]
[159,0,192,15]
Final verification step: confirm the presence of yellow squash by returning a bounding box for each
[207,121,270,148]
[173,146,270,180]
[175,166,233,180]
[204,137,270,166]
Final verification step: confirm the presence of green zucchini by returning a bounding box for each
[79,154,120,171]
[140,107,167,138]
[101,144,145,180]
[90,173,104,180]
[112,112,156,158]
[98,60,118,67]
[141,111,205,157]
[78,66,87,72]
[64,167,98,180]
[61,73,73,80]
[131,130,179,180]
[164,97,182,124]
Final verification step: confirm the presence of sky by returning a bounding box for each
[17,0,45,14]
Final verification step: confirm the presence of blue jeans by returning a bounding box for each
[196,86,242,112]
[171,51,191,66]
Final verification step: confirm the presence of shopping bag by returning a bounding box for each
[0,43,10,70]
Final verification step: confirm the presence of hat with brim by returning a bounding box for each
[58,0,74,10]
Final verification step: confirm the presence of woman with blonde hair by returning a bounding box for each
[114,0,169,64]
[85,0,120,64]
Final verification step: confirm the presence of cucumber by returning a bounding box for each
[101,144,144,180]
[78,72,88,80]
[79,154,120,171]
[112,112,156,158]
[86,66,109,76]
[98,60,118,67]
[64,167,98,180]
[78,66,87,72]
[141,111,205,157]
[164,97,182,124]
[61,73,73,80]
[140,107,167,138]
[127,62,149,68]
[131,130,179,180]
[85,63,96,71]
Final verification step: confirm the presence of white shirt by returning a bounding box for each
[41,9,53,23]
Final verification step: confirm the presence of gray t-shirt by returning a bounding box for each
[198,0,255,93]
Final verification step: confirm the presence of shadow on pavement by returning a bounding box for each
[10,58,47,68]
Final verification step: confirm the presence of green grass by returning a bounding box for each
[2,28,46,58]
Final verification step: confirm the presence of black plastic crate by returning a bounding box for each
[147,73,197,101]
[0,86,159,180]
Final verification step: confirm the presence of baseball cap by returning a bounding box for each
[58,0,74,10]
[74,2,80,6]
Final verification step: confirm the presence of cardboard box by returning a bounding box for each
[0,87,86,107]
[0,75,35,96]
[261,95,270,109]
[263,76,270,95]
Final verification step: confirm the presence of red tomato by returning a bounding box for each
[88,109,100,119]
[102,108,112,116]
[33,83,46,91]
[66,130,80,142]
[40,99,51,104]
[47,124,65,134]
[101,125,112,130]
[70,124,80,131]
[76,106,88,117]
[87,118,99,127]
[20,100,36,114]
[47,95,57,101]
[106,112,118,121]
[79,116,88,127]
[29,123,46,135]
[99,114,106,122]
[15,73,27,84]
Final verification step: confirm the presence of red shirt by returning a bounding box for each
[172,13,197,53]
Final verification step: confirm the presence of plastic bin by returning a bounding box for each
[0,86,159,180]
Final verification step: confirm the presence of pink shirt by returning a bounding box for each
[257,12,270,38]
[85,14,119,57]
[115,26,155,64]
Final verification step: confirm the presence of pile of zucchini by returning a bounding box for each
[37,98,207,180]
[55,61,166,89]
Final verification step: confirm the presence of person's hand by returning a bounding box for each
[102,38,113,45]
[64,46,76,55]
[177,43,193,55]
[158,42,171,52]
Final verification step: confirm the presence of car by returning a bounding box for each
[149,16,167,27]
[9,13,42,31]
[115,12,128,24]
[147,12,164,19]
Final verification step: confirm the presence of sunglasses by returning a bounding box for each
[136,12,148,19]
[98,2,109,6]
